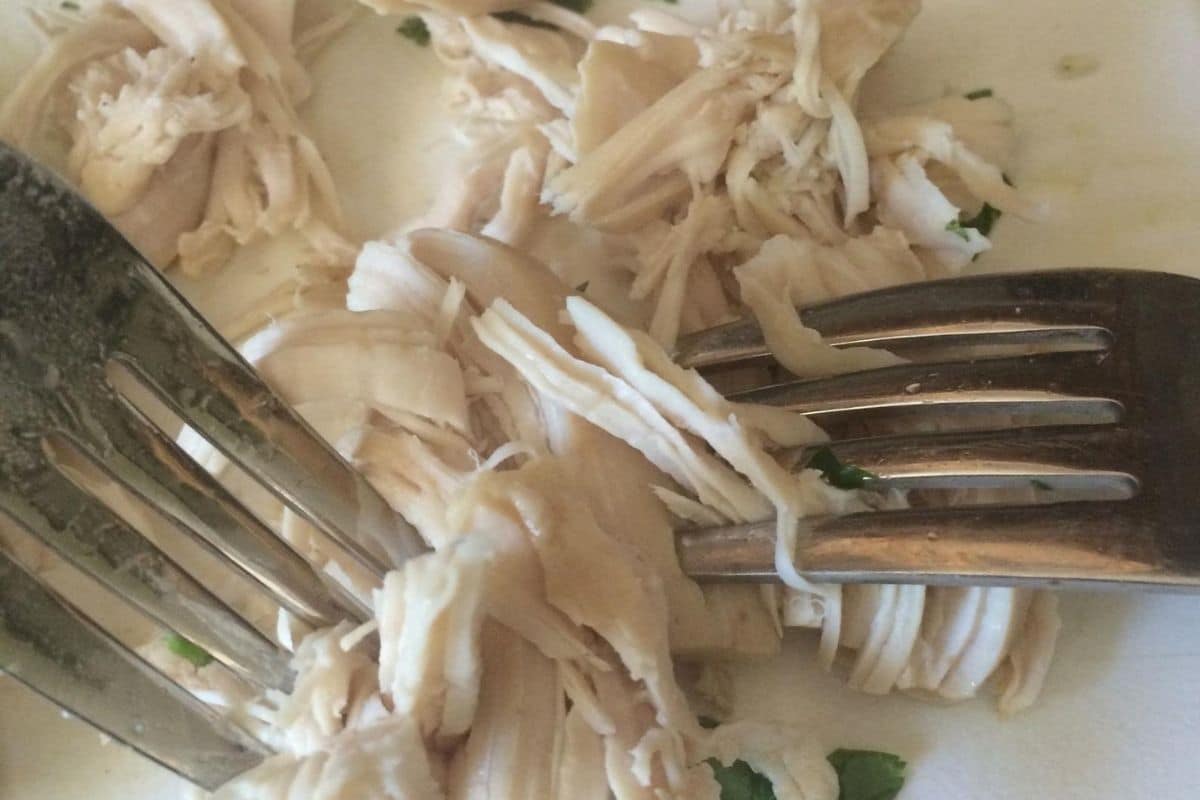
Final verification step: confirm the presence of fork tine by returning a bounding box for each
[802,268,1126,329]
[0,549,269,790]
[1,463,293,691]
[674,320,1112,370]
[729,351,1124,429]
[108,312,416,580]
[84,386,362,624]
[675,500,1183,588]
[106,276,413,579]
[675,269,1127,371]
[781,425,1140,493]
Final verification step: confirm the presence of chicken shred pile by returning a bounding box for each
[1,1,1063,798]
[0,0,355,275]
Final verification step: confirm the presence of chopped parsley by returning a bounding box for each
[709,759,777,800]
[806,447,877,489]
[964,87,993,100]
[1030,478,1053,491]
[397,16,430,47]
[961,202,1001,236]
[945,219,972,242]
[698,715,721,729]
[828,749,907,800]
[705,745,907,800]
[165,633,214,668]
[60,1,80,9]
[575,280,590,293]
[493,10,560,30]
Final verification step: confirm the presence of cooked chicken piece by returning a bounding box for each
[445,624,562,800]
[267,622,380,757]
[733,227,927,377]
[213,714,444,799]
[0,0,352,274]
[375,539,489,747]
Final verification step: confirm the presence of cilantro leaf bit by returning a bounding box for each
[549,0,593,11]
[945,219,972,241]
[964,87,993,100]
[1030,478,1053,491]
[493,10,560,30]
[698,715,721,729]
[708,759,776,800]
[397,16,430,46]
[165,633,214,668]
[60,1,81,9]
[961,202,1001,236]
[706,740,907,800]
[805,447,877,490]
[828,749,907,800]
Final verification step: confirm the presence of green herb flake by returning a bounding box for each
[60,1,81,9]
[549,0,593,12]
[397,16,430,46]
[1030,478,1053,491]
[698,715,722,729]
[945,219,972,242]
[706,742,907,800]
[964,87,993,100]
[165,633,214,668]
[708,759,776,800]
[962,202,1001,236]
[492,10,559,30]
[805,447,877,490]
[828,749,907,800]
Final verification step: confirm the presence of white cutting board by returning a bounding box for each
[1,0,1199,798]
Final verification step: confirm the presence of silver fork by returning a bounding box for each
[674,267,1200,591]
[2,144,1199,793]
[0,146,425,786]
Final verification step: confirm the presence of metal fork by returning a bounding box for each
[3,143,1200,792]
[0,146,425,786]
[674,267,1200,591]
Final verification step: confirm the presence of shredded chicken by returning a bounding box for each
[6,1,1066,798]
[0,0,354,274]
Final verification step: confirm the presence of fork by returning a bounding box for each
[0,144,426,787]
[673,265,1200,591]
[1,144,1198,792]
